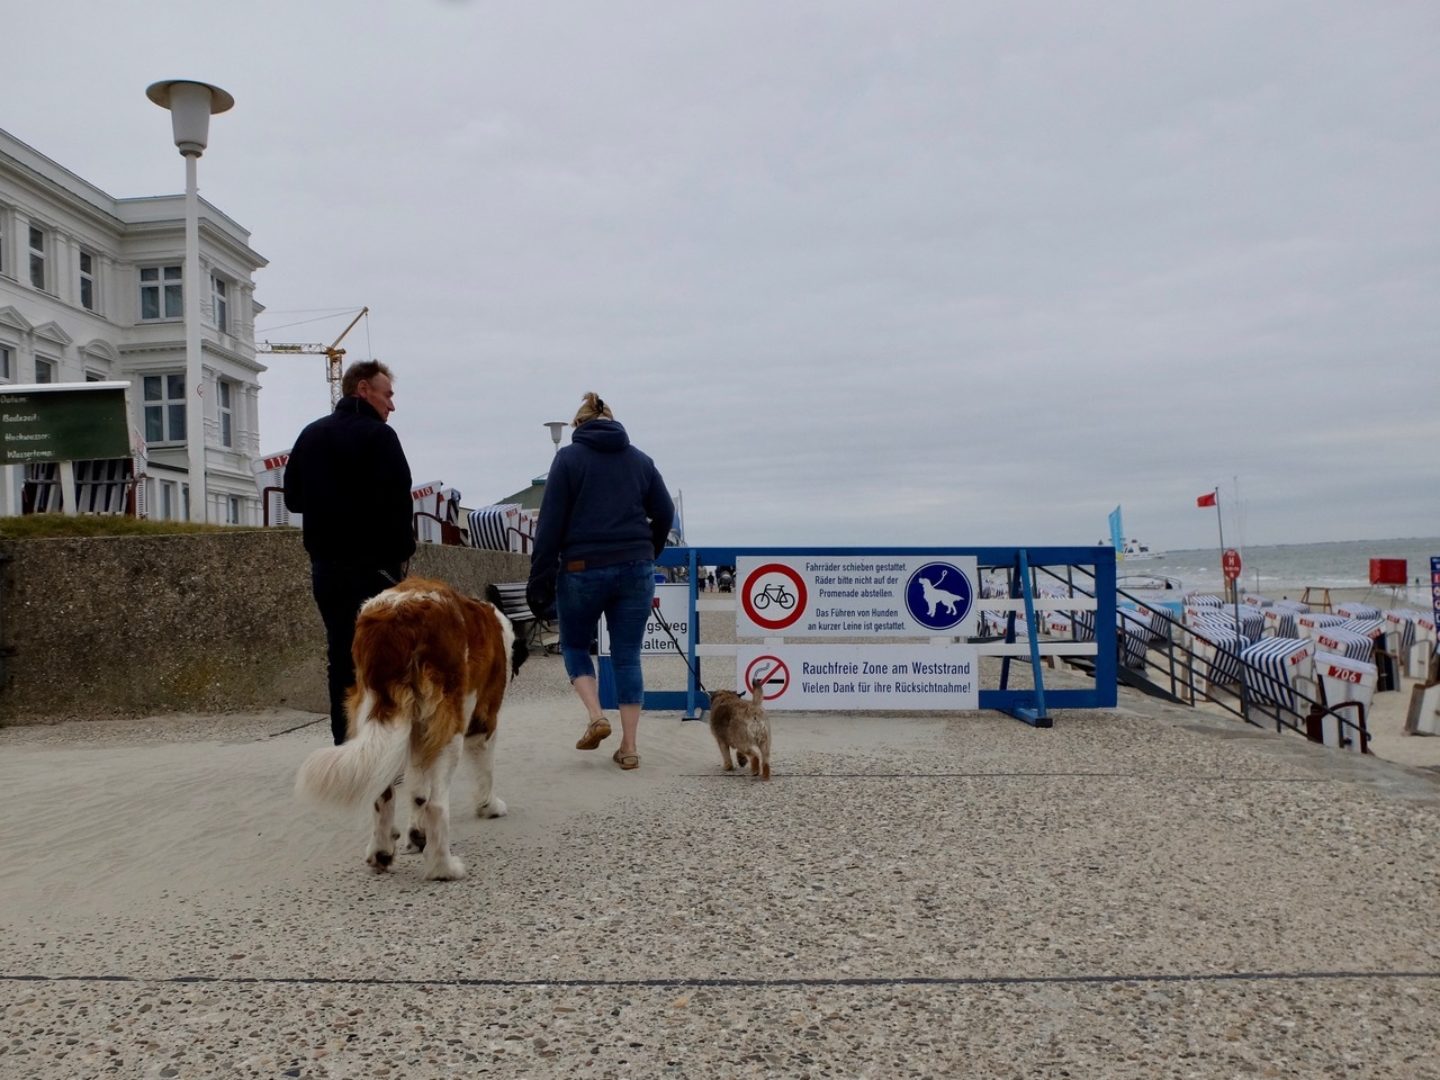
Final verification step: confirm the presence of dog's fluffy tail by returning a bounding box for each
[295,696,410,808]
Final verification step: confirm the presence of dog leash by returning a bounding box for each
[648,599,712,699]
[265,715,327,738]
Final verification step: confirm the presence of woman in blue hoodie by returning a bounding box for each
[527,393,675,770]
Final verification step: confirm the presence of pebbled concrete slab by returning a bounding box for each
[1,657,1436,1078]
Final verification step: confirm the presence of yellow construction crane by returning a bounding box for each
[257,307,370,406]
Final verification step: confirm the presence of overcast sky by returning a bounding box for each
[8,1,1437,550]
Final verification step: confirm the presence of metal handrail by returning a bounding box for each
[413,510,462,546]
[1034,564,1371,753]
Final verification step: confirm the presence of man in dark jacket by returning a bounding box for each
[284,360,415,745]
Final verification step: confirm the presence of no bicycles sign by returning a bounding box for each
[739,563,809,631]
[735,555,979,639]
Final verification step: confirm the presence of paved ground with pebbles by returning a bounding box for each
[1,650,1437,1078]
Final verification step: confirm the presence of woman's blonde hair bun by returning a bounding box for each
[572,392,614,427]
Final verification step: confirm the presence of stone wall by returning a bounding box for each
[0,530,530,723]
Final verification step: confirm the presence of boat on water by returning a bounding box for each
[1103,506,1165,561]
[1121,538,1164,561]
[1097,536,1165,561]
[1117,573,1182,592]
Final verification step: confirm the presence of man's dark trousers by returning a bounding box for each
[310,560,403,745]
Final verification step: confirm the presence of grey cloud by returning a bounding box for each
[7,0,1435,549]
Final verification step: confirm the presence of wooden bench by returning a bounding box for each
[486,582,559,654]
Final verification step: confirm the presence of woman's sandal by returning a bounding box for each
[576,717,611,750]
[612,749,640,770]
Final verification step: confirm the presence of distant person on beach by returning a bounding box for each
[284,360,414,746]
[527,392,674,771]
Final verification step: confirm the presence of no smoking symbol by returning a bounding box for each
[745,655,789,701]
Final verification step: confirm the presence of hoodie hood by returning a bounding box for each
[571,418,630,453]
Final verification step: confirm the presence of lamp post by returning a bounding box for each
[146,79,234,523]
[543,421,567,454]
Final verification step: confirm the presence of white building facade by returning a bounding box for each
[0,128,267,524]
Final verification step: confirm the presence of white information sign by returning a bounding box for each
[600,583,689,655]
[735,555,979,639]
[733,644,979,711]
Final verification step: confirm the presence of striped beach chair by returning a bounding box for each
[1382,610,1419,670]
[1295,612,1346,642]
[1261,600,1310,639]
[1313,627,1375,664]
[1186,593,1224,609]
[1183,604,1225,628]
[1044,612,1074,638]
[982,609,1029,639]
[1241,638,1316,714]
[1416,615,1438,649]
[1236,609,1265,644]
[1336,602,1381,620]
[1185,619,1245,691]
[1342,616,1395,688]
[1312,651,1375,753]
[1392,611,1434,678]
[1338,617,1385,643]
[1118,608,1152,668]
[1187,609,1262,645]
[1124,602,1173,644]
[1414,616,1439,678]
[467,504,522,552]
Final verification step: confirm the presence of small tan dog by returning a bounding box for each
[707,674,772,780]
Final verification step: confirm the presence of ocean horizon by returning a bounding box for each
[1123,536,1440,602]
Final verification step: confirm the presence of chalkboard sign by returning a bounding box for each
[0,382,130,466]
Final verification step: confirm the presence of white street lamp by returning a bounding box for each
[146,79,234,523]
[543,421,567,454]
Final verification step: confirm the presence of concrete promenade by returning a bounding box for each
[1,651,1437,1078]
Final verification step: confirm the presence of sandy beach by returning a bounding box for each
[1,642,1438,1078]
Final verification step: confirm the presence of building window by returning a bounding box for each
[211,275,229,332]
[80,250,98,312]
[139,265,183,320]
[143,373,186,444]
[226,495,241,525]
[160,480,178,521]
[85,370,105,382]
[218,378,235,447]
[29,225,47,291]
[0,345,13,381]
[35,356,57,384]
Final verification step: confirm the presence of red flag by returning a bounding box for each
[1196,492,1217,508]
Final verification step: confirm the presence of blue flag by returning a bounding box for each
[1108,506,1124,556]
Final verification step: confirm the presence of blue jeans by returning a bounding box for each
[557,559,655,706]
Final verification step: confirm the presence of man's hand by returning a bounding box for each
[526,574,557,621]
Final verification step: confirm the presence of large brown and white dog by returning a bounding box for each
[295,577,523,880]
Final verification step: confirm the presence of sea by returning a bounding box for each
[1123,536,1440,608]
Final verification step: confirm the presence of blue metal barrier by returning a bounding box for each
[598,545,1118,728]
